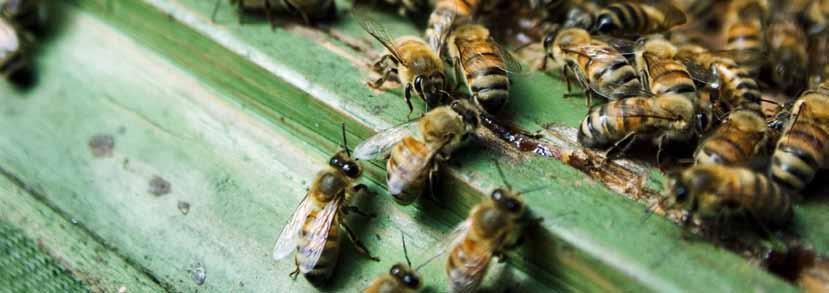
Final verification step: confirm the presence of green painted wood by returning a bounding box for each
[0,173,164,292]
[0,0,822,291]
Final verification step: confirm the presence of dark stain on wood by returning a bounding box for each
[88,134,114,158]
[148,176,171,196]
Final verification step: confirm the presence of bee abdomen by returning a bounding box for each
[593,59,641,99]
[595,3,646,34]
[386,137,429,205]
[578,97,650,148]
[771,124,827,191]
[298,218,341,285]
[446,240,488,293]
[469,66,510,113]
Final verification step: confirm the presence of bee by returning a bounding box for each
[359,17,448,114]
[425,0,501,54]
[769,82,829,192]
[808,30,829,89]
[273,124,379,285]
[694,108,768,166]
[577,93,704,159]
[1,0,44,31]
[445,164,534,293]
[804,0,829,33]
[211,0,336,26]
[677,44,763,113]
[635,37,698,99]
[668,164,793,228]
[542,27,644,104]
[364,234,426,293]
[766,17,808,93]
[354,99,479,205]
[721,0,768,76]
[0,17,27,80]
[447,24,522,114]
[591,0,687,38]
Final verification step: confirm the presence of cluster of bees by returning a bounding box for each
[221,0,829,292]
[0,0,44,87]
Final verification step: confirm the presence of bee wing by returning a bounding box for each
[642,0,686,27]
[298,195,343,273]
[353,120,420,160]
[592,36,638,57]
[676,54,719,85]
[428,3,457,54]
[355,11,405,65]
[445,221,497,292]
[273,193,315,260]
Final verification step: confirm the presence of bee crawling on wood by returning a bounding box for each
[273,124,379,285]
[364,233,440,293]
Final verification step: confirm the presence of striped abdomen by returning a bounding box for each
[425,0,476,51]
[770,96,829,191]
[578,96,667,148]
[695,109,767,166]
[593,2,683,36]
[446,237,491,293]
[721,167,791,226]
[457,38,510,114]
[386,137,432,205]
[644,56,697,98]
[297,208,341,285]
[714,61,762,110]
[565,45,641,99]
[723,20,765,76]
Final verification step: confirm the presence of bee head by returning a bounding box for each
[390,264,421,289]
[491,188,524,215]
[329,151,362,178]
[415,73,447,107]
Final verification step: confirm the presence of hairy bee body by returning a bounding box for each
[446,189,526,293]
[677,45,762,111]
[593,1,686,37]
[365,263,421,293]
[425,0,479,52]
[394,36,446,97]
[546,28,642,100]
[577,94,696,149]
[0,18,24,78]
[387,136,434,205]
[766,18,808,92]
[695,108,767,166]
[770,87,829,191]
[636,38,698,99]
[722,0,767,76]
[448,24,511,114]
[671,164,792,227]
[298,171,345,283]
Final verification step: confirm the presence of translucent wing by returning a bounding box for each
[676,54,719,85]
[560,42,628,62]
[496,40,527,75]
[446,221,496,292]
[355,11,404,65]
[298,196,343,273]
[593,35,638,56]
[426,1,457,54]
[273,193,314,260]
[353,120,420,160]
[415,219,470,268]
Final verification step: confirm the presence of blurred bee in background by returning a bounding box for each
[359,16,448,114]
[445,162,537,293]
[670,0,715,26]
[769,81,829,192]
[1,0,45,32]
[354,99,480,205]
[364,234,425,293]
[447,24,523,115]
[694,108,768,166]
[721,0,768,77]
[212,0,336,26]
[803,0,829,33]
[807,30,829,89]
[765,245,829,293]
[591,0,687,38]
[667,164,792,229]
[765,16,808,94]
[577,93,703,161]
[0,15,26,80]
[542,27,644,104]
[273,124,379,285]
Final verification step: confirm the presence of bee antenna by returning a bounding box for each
[519,185,552,195]
[493,159,512,190]
[341,123,351,157]
[414,250,443,272]
[401,232,412,268]
[759,98,783,108]
[211,0,221,23]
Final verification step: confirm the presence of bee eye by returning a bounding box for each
[390,264,402,276]
[414,76,424,93]
[695,113,709,133]
[674,184,689,203]
[402,274,420,288]
[341,162,361,178]
[329,156,341,167]
[491,189,504,201]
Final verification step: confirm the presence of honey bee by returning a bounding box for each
[808,30,829,89]
[721,0,768,76]
[212,0,336,26]
[1,0,43,31]
[577,93,705,159]
[769,82,829,192]
[425,0,502,54]
[273,124,379,285]
[635,37,698,99]
[354,99,479,205]
[359,17,448,114]
[804,0,829,33]
[447,24,522,114]
[694,108,768,166]
[0,17,27,80]
[677,44,763,113]
[668,164,792,227]
[364,234,426,293]
[766,17,808,93]
[445,163,533,293]
[592,0,687,38]
[542,27,645,104]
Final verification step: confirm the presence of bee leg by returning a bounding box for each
[264,0,278,30]
[342,206,376,218]
[656,135,667,166]
[427,162,440,203]
[453,57,464,92]
[289,259,300,280]
[602,132,637,162]
[404,84,415,118]
[210,0,221,23]
[341,222,381,262]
